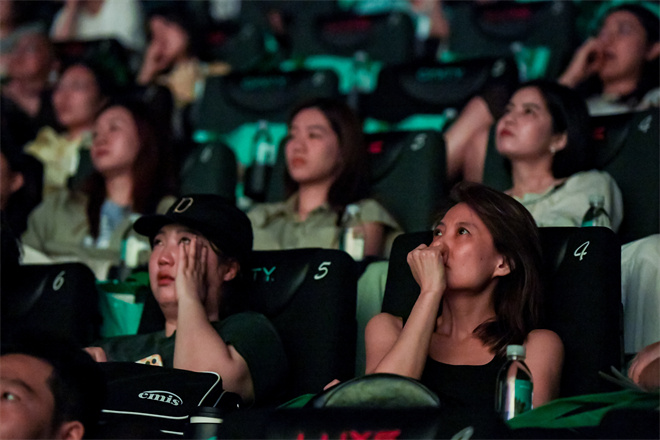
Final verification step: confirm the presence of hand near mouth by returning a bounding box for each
[559,37,605,88]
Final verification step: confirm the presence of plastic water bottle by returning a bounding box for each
[340,204,366,261]
[244,120,276,202]
[581,195,611,228]
[185,392,242,439]
[495,345,533,421]
[348,50,372,110]
[118,214,150,281]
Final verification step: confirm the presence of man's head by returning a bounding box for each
[134,195,253,317]
[0,336,106,439]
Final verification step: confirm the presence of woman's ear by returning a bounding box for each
[223,260,240,282]
[493,256,512,278]
[550,132,568,154]
[646,41,660,61]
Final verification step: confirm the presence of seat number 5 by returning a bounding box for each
[314,262,331,280]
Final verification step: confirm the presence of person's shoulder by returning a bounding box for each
[354,198,402,229]
[39,188,87,210]
[525,329,564,354]
[247,200,290,226]
[367,312,404,332]
[565,169,618,188]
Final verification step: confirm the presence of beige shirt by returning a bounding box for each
[511,170,623,232]
[247,195,402,257]
[22,190,175,279]
[24,126,92,196]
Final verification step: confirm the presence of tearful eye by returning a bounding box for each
[2,392,18,401]
[458,227,470,235]
[179,236,192,245]
[433,229,442,237]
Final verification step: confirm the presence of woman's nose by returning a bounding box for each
[157,244,177,266]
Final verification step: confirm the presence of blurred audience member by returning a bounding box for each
[0,335,106,440]
[1,24,60,148]
[559,4,660,115]
[50,0,146,52]
[21,99,176,279]
[137,7,228,109]
[248,98,402,259]
[23,60,112,195]
[0,135,43,237]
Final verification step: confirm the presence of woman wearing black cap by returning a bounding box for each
[85,194,288,405]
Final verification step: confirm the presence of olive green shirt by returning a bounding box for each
[247,195,402,257]
[21,190,175,279]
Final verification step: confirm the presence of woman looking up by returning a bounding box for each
[497,80,622,229]
[247,97,401,259]
[22,99,176,279]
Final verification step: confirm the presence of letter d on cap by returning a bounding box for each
[174,197,194,213]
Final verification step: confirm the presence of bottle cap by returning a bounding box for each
[506,345,526,358]
[588,194,605,207]
[346,204,360,215]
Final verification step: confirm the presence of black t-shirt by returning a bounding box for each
[96,311,288,404]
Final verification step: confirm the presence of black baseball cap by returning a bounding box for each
[133,194,253,266]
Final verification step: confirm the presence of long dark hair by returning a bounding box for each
[86,99,176,238]
[283,97,370,213]
[440,182,544,356]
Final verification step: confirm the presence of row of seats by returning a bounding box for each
[3,225,624,437]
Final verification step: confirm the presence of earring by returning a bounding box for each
[550,146,556,154]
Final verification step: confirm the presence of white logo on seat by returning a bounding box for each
[52,271,66,291]
[138,391,182,406]
[638,115,652,134]
[574,241,590,261]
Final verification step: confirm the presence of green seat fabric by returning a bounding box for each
[366,130,448,232]
[361,57,518,124]
[444,1,578,80]
[180,141,238,201]
[591,109,660,244]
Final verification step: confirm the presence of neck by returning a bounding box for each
[602,76,639,97]
[104,173,134,208]
[296,182,331,221]
[437,288,497,339]
[509,158,558,197]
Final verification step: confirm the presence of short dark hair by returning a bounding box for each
[284,97,370,212]
[0,335,106,436]
[515,80,592,178]
[437,182,544,356]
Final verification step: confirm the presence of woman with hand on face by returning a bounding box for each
[85,195,288,405]
[366,182,563,414]
[559,4,660,115]
[21,99,176,279]
[248,98,402,259]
